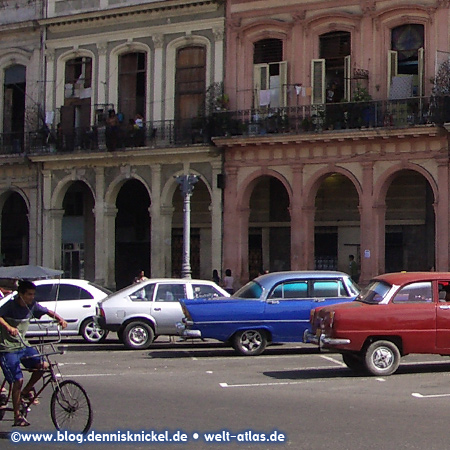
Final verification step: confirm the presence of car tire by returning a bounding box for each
[122,321,155,350]
[364,340,400,376]
[80,317,109,343]
[232,329,267,356]
[342,353,367,374]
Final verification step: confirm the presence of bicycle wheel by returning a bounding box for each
[50,380,93,433]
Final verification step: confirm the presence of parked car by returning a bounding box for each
[96,278,229,349]
[0,279,112,343]
[305,271,450,376]
[178,271,359,356]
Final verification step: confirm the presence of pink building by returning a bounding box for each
[218,0,450,286]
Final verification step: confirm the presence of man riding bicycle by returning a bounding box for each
[0,279,67,427]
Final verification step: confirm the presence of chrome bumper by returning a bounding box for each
[176,322,202,339]
[303,330,350,348]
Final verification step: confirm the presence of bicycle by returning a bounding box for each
[0,330,93,433]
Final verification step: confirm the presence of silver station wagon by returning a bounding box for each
[96,278,229,349]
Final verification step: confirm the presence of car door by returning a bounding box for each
[33,282,95,334]
[264,280,312,341]
[28,282,57,333]
[151,283,186,335]
[435,280,450,351]
[310,278,353,307]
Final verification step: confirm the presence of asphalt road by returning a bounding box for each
[2,337,450,449]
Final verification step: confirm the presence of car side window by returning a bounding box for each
[192,284,222,299]
[311,280,345,297]
[34,284,57,302]
[57,284,93,301]
[155,284,186,302]
[130,284,154,301]
[268,281,308,299]
[392,282,433,303]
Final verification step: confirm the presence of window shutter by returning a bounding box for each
[279,61,288,107]
[311,59,325,104]
[388,50,398,96]
[418,47,424,97]
[344,55,351,101]
[253,63,269,108]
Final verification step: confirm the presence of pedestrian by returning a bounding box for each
[212,269,220,285]
[134,270,148,283]
[106,109,120,151]
[222,269,235,294]
[348,255,359,284]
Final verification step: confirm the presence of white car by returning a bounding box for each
[96,278,229,349]
[0,279,112,343]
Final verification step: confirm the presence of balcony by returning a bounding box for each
[1,96,448,156]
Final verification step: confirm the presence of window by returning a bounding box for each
[175,46,206,120]
[392,282,432,303]
[118,52,147,124]
[130,284,154,302]
[388,24,424,97]
[235,281,263,299]
[253,39,287,108]
[34,284,57,302]
[312,31,351,104]
[269,281,308,299]
[57,284,93,300]
[311,280,346,297]
[155,284,186,302]
[192,284,223,299]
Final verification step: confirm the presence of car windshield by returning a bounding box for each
[357,280,392,304]
[234,281,263,299]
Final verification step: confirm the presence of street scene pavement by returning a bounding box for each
[2,337,450,449]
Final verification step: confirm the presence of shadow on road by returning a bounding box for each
[263,360,450,381]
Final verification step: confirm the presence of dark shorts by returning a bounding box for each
[0,347,42,383]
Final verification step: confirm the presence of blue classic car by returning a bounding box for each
[177,271,360,356]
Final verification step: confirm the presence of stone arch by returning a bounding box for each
[51,174,96,210]
[104,172,152,209]
[0,187,30,212]
[165,35,212,120]
[236,168,293,212]
[374,162,437,207]
[303,165,362,209]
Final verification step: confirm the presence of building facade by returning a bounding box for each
[0,0,225,289]
[220,0,450,286]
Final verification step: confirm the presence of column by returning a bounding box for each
[45,49,56,124]
[212,27,224,84]
[359,162,374,284]
[372,203,387,276]
[97,42,108,106]
[104,206,118,289]
[436,158,449,271]
[94,167,106,286]
[160,205,174,277]
[152,34,164,121]
[210,161,223,275]
[150,165,163,277]
[290,164,304,270]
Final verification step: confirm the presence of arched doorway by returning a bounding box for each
[115,179,151,289]
[385,170,435,272]
[61,181,95,280]
[314,173,360,273]
[248,176,290,279]
[1,192,29,265]
[171,178,211,279]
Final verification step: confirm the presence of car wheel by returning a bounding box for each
[80,317,109,343]
[232,329,267,356]
[364,340,400,376]
[342,353,367,374]
[122,321,155,350]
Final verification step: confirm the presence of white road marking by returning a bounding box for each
[220,380,327,388]
[412,392,450,398]
[320,355,347,367]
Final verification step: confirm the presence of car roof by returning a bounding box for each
[372,272,450,285]
[253,271,352,289]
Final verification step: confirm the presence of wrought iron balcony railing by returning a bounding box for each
[0,96,448,156]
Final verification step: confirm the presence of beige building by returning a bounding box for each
[0,0,225,289]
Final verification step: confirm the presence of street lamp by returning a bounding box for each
[175,174,200,279]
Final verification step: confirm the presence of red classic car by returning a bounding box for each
[305,272,450,376]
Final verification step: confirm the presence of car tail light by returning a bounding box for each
[181,303,192,321]
[328,311,335,329]
[97,305,105,318]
